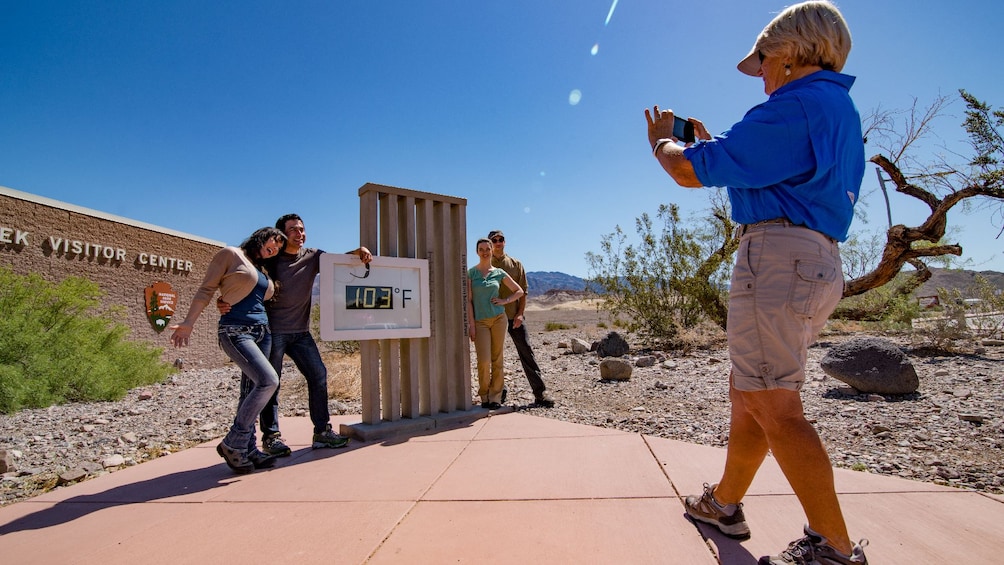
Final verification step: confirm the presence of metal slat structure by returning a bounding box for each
[340,183,474,441]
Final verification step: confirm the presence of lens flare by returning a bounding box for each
[591,43,599,56]
[568,89,582,106]
[524,207,531,214]
[604,0,619,26]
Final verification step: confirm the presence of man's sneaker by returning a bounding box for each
[248,448,277,469]
[685,482,751,539]
[533,391,555,408]
[759,524,868,565]
[312,424,350,449]
[262,434,292,457]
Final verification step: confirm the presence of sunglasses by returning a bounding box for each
[758,50,766,64]
[490,236,504,243]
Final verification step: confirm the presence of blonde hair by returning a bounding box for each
[757,1,851,72]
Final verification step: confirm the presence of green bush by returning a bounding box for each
[0,267,174,413]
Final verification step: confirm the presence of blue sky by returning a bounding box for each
[3,1,1003,278]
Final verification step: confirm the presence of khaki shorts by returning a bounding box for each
[727,222,843,392]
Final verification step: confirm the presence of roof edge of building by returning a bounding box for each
[1,185,226,247]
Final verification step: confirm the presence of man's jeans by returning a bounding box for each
[245,331,330,436]
[219,324,278,452]
[507,319,547,397]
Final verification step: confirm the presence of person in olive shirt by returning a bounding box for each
[487,229,554,408]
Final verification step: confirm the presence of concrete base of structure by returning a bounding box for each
[339,405,515,442]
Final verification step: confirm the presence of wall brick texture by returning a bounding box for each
[1,189,230,368]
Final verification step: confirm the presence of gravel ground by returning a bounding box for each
[2,304,1002,507]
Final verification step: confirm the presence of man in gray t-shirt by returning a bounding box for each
[226,213,371,456]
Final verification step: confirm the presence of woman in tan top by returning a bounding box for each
[170,227,286,474]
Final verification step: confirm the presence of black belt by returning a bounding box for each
[737,218,836,243]
[736,218,791,237]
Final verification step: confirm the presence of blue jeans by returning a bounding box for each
[219,324,278,452]
[242,331,330,436]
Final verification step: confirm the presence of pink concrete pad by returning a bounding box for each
[0,500,191,564]
[368,498,719,565]
[982,491,1004,503]
[425,433,673,501]
[214,440,469,502]
[720,490,1004,564]
[645,434,956,496]
[474,412,629,439]
[4,500,412,565]
[27,445,246,504]
[263,414,361,448]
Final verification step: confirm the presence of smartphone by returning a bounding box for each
[673,116,695,143]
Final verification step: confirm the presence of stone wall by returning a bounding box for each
[0,186,230,368]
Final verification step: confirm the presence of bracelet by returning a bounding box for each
[652,138,674,155]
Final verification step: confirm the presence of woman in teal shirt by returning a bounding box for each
[467,237,524,409]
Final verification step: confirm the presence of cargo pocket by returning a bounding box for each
[786,258,837,318]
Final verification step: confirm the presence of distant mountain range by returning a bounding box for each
[526,271,591,294]
[313,267,1002,302]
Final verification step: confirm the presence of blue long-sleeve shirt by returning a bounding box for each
[683,70,864,242]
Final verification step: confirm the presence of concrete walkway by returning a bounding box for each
[1,412,1000,564]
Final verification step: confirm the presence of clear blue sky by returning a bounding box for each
[3,1,1003,278]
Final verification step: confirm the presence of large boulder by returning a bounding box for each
[597,331,630,358]
[599,358,633,381]
[820,337,919,395]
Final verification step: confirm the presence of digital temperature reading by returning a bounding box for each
[320,254,430,341]
[346,285,393,309]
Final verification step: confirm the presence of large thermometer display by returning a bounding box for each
[319,254,430,341]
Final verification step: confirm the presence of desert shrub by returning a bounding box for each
[832,271,921,328]
[544,322,575,331]
[910,275,1004,350]
[587,202,733,346]
[0,267,174,413]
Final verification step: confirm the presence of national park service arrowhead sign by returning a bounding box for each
[145,281,177,333]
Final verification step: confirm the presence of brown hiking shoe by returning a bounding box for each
[684,482,750,539]
[759,524,868,565]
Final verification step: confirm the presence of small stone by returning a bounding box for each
[599,358,632,381]
[635,356,656,368]
[0,450,13,474]
[102,454,126,468]
[58,468,88,484]
[959,414,987,424]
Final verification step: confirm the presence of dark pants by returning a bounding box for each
[507,318,546,397]
[240,331,330,436]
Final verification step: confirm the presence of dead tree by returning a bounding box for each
[843,90,1004,297]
